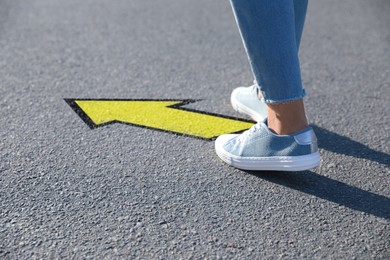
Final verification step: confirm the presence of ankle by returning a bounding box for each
[266,99,308,135]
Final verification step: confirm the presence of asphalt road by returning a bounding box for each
[1,0,389,259]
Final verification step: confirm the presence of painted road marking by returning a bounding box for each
[65,99,254,140]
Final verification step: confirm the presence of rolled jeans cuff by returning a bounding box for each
[254,82,306,104]
[260,89,306,104]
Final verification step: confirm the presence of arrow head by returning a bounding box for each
[65,99,254,140]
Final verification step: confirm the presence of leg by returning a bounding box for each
[268,0,309,134]
[230,0,307,134]
[216,0,320,171]
[230,0,304,103]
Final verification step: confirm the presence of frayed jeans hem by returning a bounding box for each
[261,91,306,104]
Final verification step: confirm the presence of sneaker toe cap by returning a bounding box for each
[215,134,238,150]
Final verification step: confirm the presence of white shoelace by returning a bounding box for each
[237,123,261,142]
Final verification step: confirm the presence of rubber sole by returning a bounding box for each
[215,140,321,171]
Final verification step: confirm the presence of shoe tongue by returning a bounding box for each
[260,118,276,135]
[251,120,267,133]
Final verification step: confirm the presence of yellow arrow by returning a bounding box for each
[65,99,254,140]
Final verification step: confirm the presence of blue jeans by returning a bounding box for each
[230,0,308,103]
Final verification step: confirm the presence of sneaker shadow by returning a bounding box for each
[244,170,390,220]
[312,125,389,167]
[242,125,390,220]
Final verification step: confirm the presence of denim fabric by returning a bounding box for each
[230,0,308,103]
[223,121,314,157]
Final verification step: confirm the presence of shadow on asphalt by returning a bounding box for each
[245,170,390,220]
[244,125,390,220]
[312,125,389,168]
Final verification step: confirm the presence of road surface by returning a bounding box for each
[1,0,389,258]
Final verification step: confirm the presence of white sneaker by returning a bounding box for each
[215,119,320,171]
[230,84,267,122]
